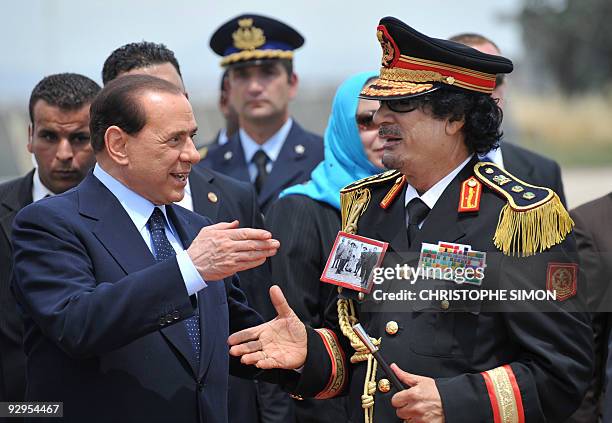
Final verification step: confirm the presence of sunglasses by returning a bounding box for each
[381,98,419,113]
[356,111,377,130]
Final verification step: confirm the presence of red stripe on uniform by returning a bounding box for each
[481,371,502,423]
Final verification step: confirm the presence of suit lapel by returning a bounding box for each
[258,122,308,208]
[214,135,250,183]
[189,168,219,222]
[0,171,34,241]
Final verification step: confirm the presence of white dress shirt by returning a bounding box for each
[240,118,293,182]
[93,164,206,296]
[31,168,54,202]
[404,155,473,228]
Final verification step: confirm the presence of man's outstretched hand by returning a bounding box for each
[228,285,307,369]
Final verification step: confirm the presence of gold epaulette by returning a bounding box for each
[340,169,400,193]
[474,162,573,257]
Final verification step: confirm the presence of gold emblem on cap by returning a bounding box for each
[377,30,395,68]
[294,144,305,155]
[523,192,536,200]
[208,192,218,203]
[233,18,266,51]
[385,321,399,335]
[511,185,524,193]
[378,379,391,393]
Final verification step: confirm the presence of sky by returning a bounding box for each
[0,0,523,104]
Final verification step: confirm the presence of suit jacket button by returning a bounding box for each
[159,317,166,326]
[172,311,180,320]
[166,314,173,324]
[196,381,203,391]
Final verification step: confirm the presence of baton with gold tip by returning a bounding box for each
[352,323,408,392]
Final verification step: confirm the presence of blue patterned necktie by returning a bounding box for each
[148,207,200,364]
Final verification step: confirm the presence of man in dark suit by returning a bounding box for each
[449,33,567,205]
[0,73,100,402]
[11,75,293,423]
[571,193,612,422]
[202,14,324,213]
[228,17,593,422]
[102,41,292,423]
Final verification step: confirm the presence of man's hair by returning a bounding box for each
[400,89,504,155]
[102,41,182,85]
[89,74,183,152]
[28,73,101,124]
[449,33,500,54]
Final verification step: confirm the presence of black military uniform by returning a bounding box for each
[289,17,593,423]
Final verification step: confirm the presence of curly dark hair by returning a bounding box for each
[398,88,503,155]
[102,41,182,85]
[28,73,101,124]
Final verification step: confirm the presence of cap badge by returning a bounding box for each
[376,25,399,68]
[232,18,266,51]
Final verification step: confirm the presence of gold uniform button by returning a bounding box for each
[378,379,391,393]
[208,192,218,203]
[440,300,450,310]
[385,321,399,335]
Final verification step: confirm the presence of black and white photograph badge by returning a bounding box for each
[320,231,388,293]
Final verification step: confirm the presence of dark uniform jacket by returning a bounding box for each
[292,159,593,423]
[0,170,34,402]
[199,121,323,213]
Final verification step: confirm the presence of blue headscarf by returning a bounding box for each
[280,71,381,209]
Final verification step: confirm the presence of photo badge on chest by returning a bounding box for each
[320,231,388,294]
[417,241,487,285]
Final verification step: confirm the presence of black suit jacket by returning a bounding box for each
[501,142,567,206]
[188,167,292,423]
[0,170,33,402]
[10,172,295,423]
[569,193,612,423]
[200,121,323,213]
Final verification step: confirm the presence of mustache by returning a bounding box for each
[378,125,402,138]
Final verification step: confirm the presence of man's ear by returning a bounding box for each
[445,117,465,136]
[27,124,33,153]
[105,126,129,165]
[288,72,299,100]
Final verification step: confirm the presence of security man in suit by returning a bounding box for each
[102,41,290,423]
[202,14,324,213]
[0,73,100,402]
[227,17,593,423]
[449,33,567,206]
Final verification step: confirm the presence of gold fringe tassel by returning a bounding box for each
[493,193,574,257]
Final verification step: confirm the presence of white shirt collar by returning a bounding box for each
[404,155,473,211]
[93,164,173,235]
[217,128,229,146]
[240,118,293,164]
[478,145,504,168]
[32,168,55,202]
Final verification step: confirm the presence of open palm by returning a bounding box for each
[228,286,307,369]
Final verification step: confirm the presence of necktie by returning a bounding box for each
[252,150,269,193]
[406,198,430,247]
[148,207,200,364]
